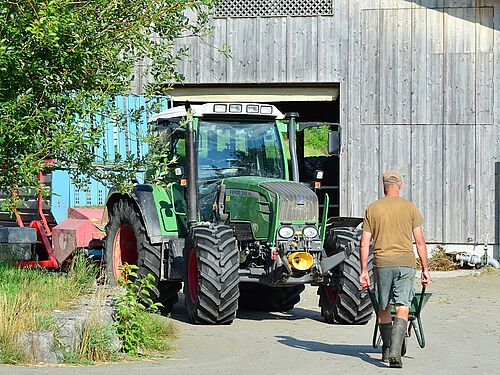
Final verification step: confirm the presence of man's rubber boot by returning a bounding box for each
[388,318,407,368]
[380,323,392,363]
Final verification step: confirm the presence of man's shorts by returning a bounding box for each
[374,267,416,310]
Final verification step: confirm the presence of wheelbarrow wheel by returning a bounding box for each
[318,227,374,324]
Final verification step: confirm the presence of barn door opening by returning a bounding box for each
[170,83,341,218]
[273,100,340,218]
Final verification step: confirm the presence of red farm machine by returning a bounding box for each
[0,95,171,269]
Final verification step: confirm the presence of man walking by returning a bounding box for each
[359,171,431,368]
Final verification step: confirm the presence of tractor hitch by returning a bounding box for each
[318,250,348,275]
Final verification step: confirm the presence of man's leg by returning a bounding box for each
[378,306,392,362]
[388,268,415,368]
[375,267,396,363]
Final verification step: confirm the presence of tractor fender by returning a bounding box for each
[329,217,364,229]
[104,185,165,244]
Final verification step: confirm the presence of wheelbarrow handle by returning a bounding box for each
[416,286,426,317]
[367,287,379,312]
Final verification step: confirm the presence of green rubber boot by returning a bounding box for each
[380,323,392,363]
[388,318,407,368]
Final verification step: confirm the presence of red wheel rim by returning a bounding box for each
[187,248,199,303]
[325,286,338,304]
[112,224,138,279]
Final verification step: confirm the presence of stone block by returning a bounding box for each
[0,227,37,244]
[0,243,32,264]
[19,331,61,364]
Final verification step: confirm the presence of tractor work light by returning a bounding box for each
[314,170,324,180]
[302,226,318,239]
[229,104,242,113]
[246,104,259,113]
[213,104,227,113]
[278,226,294,239]
[260,105,273,114]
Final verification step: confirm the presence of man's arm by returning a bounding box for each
[359,230,372,289]
[413,226,431,287]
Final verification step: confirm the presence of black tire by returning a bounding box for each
[238,284,305,312]
[318,227,373,324]
[105,198,181,313]
[184,224,240,324]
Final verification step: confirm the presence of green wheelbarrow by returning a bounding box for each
[368,286,432,355]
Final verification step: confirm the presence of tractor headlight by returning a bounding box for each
[303,226,318,239]
[278,226,294,239]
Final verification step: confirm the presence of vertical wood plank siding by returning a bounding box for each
[152,0,499,246]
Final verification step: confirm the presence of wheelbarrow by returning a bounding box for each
[368,286,431,355]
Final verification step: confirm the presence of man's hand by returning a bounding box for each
[421,270,431,288]
[359,270,371,289]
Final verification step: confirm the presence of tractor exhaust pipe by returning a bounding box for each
[185,103,198,227]
[285,112,300,183]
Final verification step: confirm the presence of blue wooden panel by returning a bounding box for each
[51,95,171,224]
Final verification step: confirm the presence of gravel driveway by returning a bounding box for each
[2,269,499,375]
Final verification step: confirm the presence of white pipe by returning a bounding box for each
[455,253,500,269]
[488,257,500,269]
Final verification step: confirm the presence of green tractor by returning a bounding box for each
[104,102,373,325]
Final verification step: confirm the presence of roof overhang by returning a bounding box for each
[166,83,339,103]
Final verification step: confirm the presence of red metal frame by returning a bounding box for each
[16,221,58,269]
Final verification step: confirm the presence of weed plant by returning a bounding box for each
[114,263,177,356]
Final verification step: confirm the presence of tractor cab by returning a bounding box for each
[149,102,289,186]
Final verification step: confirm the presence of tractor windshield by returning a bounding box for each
[197,120,285,182]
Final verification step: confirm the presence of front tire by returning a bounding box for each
[184,224,240,324]
[318,227,373,324]
[105,198,181,313]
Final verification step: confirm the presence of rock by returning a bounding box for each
[16,288,121,364]
[52,309,88,354]
[19,331,61,364]
[52,290,122,358]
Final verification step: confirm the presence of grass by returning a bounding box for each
[0,254,97,364]
[0,256,178,364]
[141,313,178,354]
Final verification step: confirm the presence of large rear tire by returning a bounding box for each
[238,284,304,312]
[318,227,373,324]
[105,198,181,313]
[184,224,240,324]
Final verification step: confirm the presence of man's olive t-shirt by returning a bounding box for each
[362,196,423,268]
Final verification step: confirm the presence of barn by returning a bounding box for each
[131,0,500,259]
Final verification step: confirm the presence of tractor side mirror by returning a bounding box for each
[328,130,341,156]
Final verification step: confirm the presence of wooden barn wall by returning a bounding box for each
[141,0,499,247]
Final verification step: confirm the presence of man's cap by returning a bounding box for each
[382,170,402,184]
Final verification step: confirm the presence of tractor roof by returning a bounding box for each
[149,103,285,122]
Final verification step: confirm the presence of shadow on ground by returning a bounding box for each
[169,293,323,323]
[275,335,387,368]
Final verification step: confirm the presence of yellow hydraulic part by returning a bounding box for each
[287,252,314,271]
